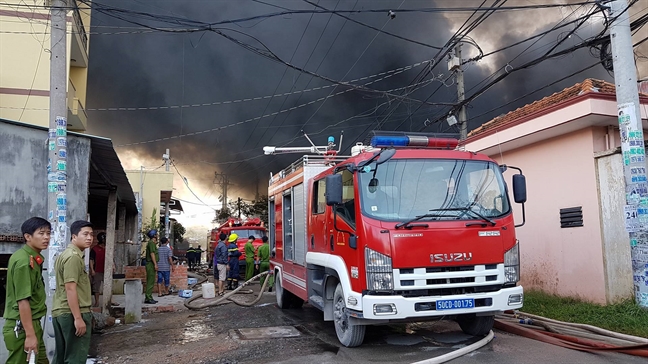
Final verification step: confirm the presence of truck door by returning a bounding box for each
[329,169,358,257]
[311,178,327,252]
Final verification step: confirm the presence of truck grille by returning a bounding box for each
[394,264,504,294]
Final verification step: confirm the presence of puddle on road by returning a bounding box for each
[181,319,217,344]
[231,326,301,340]
[384,334,426,346]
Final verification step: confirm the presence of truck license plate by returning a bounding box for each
[436,298,474,311]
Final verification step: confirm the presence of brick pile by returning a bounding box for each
[124,265,188,293]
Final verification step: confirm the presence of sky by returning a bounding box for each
[84,0,648,229]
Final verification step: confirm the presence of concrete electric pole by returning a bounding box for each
[448,43,468,140]
[45,0,68,358]
[214,172,232,219]
[609,0,648,307]
[163,149,171,237]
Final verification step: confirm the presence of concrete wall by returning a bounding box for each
[0,121,90,364]
[474,128,609,304]
[0,121,90,237]
[0,1,91,131]
[595,150,634,303]
[125,170,174,226]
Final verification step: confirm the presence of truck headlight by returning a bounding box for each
[504,242,520,284]
[365,248,393,291]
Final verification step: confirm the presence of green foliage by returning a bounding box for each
[173,221,186,239]
[211,195,268,225]
[141,208,158,239]
[246,195,268,225]
[523,290,648,338]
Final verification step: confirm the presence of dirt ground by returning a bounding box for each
[90,288,319,364]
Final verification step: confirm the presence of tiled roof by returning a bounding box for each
[467,78,622,138]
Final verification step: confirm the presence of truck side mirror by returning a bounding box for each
[512,174,527,203]
[325,174,343,206]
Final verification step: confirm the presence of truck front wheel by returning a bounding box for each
[333,283,365,347]
[456,314,494,336]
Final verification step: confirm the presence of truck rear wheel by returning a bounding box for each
[275,271,291,309]
[457,314,494,336]
[333,283,365,347]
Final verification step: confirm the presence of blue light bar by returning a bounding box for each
[370,136,409,147]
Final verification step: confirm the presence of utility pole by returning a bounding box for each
[137,165,144,263]
[214,172,232,217]
[609,0,648,308]
[45,0,68,358]
[163,150,170,237]
[164,148,170,171]
[453,43,468,140]
[237,197,242,219]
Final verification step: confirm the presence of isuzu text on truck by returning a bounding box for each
[264,132,527,347]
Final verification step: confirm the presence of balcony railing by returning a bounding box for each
[73,7,88,52]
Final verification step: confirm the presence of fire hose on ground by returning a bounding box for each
[185,271,271,310]
[410,330,495,364]
[494,311,648,357]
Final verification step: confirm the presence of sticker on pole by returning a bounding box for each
[625,205,642,232]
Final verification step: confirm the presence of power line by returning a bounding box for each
[234,0,321,154]
[0,59,433,112]
[292,0,404,141]
[258,0,354,152]
[302,0,442,50]
[171,160,217,211]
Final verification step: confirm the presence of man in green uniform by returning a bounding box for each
[144,229,159,304]
[256,236,273,289]
[3,217,50,364]
[52,220,94,364]
[244,235,256,282]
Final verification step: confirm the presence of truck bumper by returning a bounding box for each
[360,286,523,320]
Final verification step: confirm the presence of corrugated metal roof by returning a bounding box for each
[0,118,136,212]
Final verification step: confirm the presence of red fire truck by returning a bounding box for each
[265,132,526,347]
[207,217,267,268]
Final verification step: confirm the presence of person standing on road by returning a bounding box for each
[186,245,196,270]
[144,230,159,304]
[226,234,241,290]
[157,237,174,297]
[214,233,228,296]
[52,220,94,364]
[244,235,256,282]
[90,232,116,308]
[3,217,50,364]
[195,245,203,267]
[256,236,273,289]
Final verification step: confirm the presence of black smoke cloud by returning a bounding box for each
[87,0,613,200]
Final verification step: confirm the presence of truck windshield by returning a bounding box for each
[358,159,510,222]
[231,229,265,239]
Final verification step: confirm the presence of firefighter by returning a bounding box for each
[226,234,241,290]
[244,235,256,282]
[186,245,196,270]
[256,236,273,289]
[144,229,158,304]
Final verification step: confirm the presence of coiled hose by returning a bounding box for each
[185,271,271,310]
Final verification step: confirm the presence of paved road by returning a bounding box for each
[93,291,646,364]
[263,299,644,364]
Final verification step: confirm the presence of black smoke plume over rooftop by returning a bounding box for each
[86,0,615,200]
